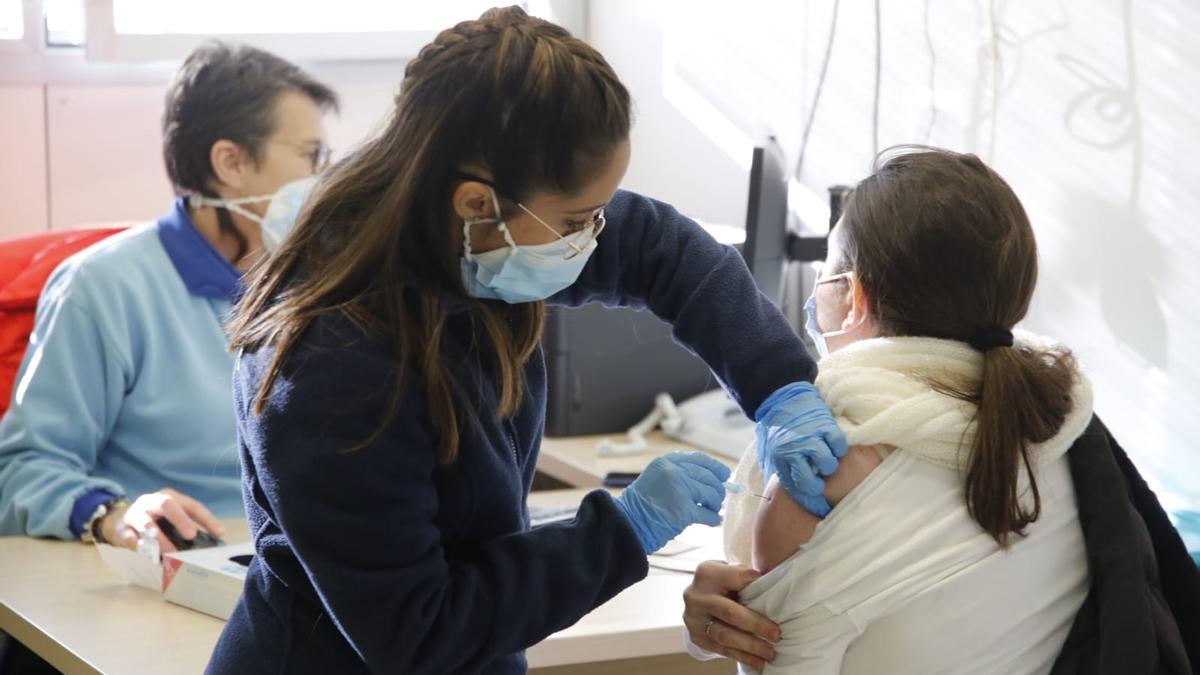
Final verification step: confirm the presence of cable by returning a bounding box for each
[923,0,938,141]
[988,0,1001,160]
[873,0,882,157]
[793,0,840,181]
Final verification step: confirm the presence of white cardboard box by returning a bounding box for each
[161,543,254,620]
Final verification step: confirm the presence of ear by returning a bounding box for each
[840,278,874,332]
[210,139,251,193]
[453,181,497,221]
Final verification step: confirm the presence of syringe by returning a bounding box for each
[724,481,770,501]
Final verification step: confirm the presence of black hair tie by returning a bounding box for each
[969,326,1014,352]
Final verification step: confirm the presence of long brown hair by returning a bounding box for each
[227,6,631,464]
[838,147,1076,547]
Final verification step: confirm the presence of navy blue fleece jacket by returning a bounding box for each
[206,190,816,674]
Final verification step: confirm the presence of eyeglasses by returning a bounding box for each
[455,172,607,260]
[814,270,854,287]
[268,139,333,173]
[517,202,606,260]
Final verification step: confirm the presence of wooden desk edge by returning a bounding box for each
[527,623,684,668]
[535,447,606,488]
[0,601,98,674]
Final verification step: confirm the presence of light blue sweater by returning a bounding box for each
[0,199,244,539]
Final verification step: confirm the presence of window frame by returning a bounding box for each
[83,0,584,63]
[0,0,41,53]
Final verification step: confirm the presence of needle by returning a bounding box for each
[723,481,771,501]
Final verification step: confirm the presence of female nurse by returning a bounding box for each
[208,7,844,674]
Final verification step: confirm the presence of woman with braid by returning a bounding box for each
[207,7,850,674]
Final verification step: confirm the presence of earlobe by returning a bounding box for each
[841,281,872,332]
[840,306,860,332]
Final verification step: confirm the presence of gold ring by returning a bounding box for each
[704,619,715,639]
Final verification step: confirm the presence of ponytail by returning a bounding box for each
[964,342,1077,547]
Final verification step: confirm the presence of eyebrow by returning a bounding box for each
[564,203,606,215]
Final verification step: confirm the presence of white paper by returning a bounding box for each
[647,523,725,573]
[96,543,163,591]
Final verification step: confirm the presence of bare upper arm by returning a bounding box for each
[752,444,890,572]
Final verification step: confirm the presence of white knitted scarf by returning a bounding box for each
[724,330,1094,565]
[814,330,1093,471]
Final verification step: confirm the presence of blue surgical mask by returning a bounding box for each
[804,270,859,359]
[190,176,317,252]
[460,186,597,303]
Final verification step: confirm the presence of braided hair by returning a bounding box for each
[230,6,632,465]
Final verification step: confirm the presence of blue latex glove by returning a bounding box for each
[755,381,849,517]
[612,451,731,554]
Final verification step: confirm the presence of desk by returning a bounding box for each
[538,431,738,488]
[0,489,733,675]
[0,518,253,675]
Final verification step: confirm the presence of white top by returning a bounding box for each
[733,448,1088,675]
[686,334,1094,673]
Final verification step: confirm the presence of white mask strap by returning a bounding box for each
[821,316,866,339]
[462,186,517,260]
[190,193,270,226]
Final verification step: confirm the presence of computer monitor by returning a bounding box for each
[742,138,849,310]
[742,138,789,307]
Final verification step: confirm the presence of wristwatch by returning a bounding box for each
[81,497,130,544]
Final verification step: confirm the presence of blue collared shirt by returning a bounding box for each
[0,198,244,539]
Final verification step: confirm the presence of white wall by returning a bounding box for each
[591,0,1199,525]
[0,85,48,237]
[1,2,1194,525]
[44,84,175,229]
[588,1,748,227]
[0,59,401,238]
[0,1,584,239]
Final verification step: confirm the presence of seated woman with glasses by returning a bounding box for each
[709,147,1197,674]
[0,42,338,551]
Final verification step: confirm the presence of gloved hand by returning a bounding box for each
[755,381,849,517]
[613,451,731,554]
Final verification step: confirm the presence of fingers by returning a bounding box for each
[673,456,725,491]
[684,612,769,671]
[823,425,850,458]
[157,496,199,540]
[689,503,722,527]
[798,492,832,519]
[155,528,179,554]
[169,490,225,537]
[689,563,781,639]
[706,617,776,668]
[708,594,781,644]
[683,586,780,664]
[780,465,832,517]
[121,490,222,553]
[675,451,732,483]
[806,442,840,477]
[694,560,764,596]
[678,463,725,511]
[781,456,824,497]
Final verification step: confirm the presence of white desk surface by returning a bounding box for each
[0,488,733,675]
[537,431,738,488]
